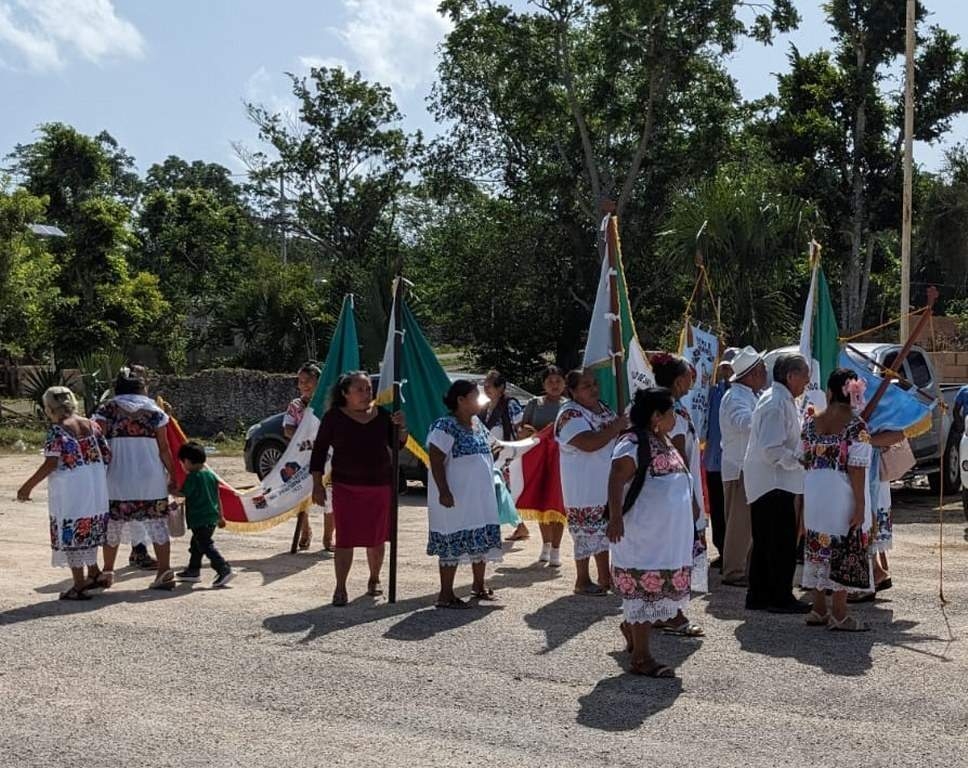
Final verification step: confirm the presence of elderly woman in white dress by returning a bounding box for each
[17,387,111,600]
[607,387,694,677]
[800,368,874,631]
[427,380,503,608]
[555,369,627,595]
[92,370,177,590]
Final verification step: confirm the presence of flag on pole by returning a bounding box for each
[799,249,840,409]
[582,215,654,411]
[164,294,360,532]
[374,288,452,465]
[677,322,719,442]
[838,350,936,437]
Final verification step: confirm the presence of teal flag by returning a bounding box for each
[310,294,360,416]
[375,288,452,466]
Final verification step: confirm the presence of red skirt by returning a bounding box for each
[332,483,391,548]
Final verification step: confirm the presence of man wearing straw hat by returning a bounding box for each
[718,346,767,587]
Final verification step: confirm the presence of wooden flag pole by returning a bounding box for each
[388,276,404,603]
[601,200,626,414]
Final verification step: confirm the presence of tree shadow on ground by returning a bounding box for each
[0,583,187,627]
[576,640,700,731]
[733,604,949,676]
[524,593,622,654]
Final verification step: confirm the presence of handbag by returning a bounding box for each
[828,529,871,590]
[879,439,915,481]
[167,498,186,538]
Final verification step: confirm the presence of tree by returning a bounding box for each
[759,1,968,331]
[0,183,61,360]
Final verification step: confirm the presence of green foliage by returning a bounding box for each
[20,367,80,416]
[74,350,127,415]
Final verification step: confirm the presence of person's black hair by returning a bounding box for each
[564,368,586,397]
[298,361,321,379]
[115,370,147,396]
[443,379,478,413]
[621,387,676,515]
[541,365,564,382]
[484,369,507,389]
[772,353,810,388]
[651,353,690,389]
[327,370,369,411]
[826,367,858,406]
[628,387,676,431]
[177,441,207,465]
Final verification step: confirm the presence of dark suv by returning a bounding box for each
[242,372,533,483]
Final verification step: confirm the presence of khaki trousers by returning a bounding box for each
[722,475,753,583]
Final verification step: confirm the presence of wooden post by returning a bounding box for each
[900,0,915,343]
[388,277,404,603]
[600,199,626,414]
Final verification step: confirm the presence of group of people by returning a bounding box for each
[18,346,905,678]
[17,370,233,599]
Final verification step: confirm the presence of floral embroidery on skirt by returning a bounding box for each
[611,566,692,623]
[427,524,503,566]
[566,505,608,559]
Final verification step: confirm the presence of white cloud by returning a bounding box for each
[298,55,350,72]
[0,0,143,72]
[326,0,451,91]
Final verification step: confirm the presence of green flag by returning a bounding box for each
[309,294,360,416]
[799,257,840,403]
[375,291,452,466]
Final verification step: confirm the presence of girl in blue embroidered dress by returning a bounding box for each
[427,380,502,608]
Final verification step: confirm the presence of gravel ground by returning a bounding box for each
[0,453,966,768]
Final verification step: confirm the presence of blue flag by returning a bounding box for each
[838,350,935,436]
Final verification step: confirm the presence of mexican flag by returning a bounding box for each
[582,214,654,412]
[165,294,360,532]
[374,285,452,465]
[799,252,840,409]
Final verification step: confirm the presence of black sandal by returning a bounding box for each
[367,580,383,596]
[435,597,469,609]
[332,589,348,607]
[60,586,92,601]
[470,588,497,601]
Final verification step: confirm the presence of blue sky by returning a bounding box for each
[1,0,966,177]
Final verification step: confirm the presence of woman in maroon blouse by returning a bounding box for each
[310,372,407,606]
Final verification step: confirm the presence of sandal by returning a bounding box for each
[630,660,675,678]
[298,529,313,551]
[471,587,497,601]
[323,540,334,553]
[366,580,383,596]
[59,586,92,601]
[149,570,176,591]
[661,621,705,637]
[573,584,608,596]
[828,615,869,632]
[875,577,893,593]
[505,525,530,542]
[435,597,469,609]
[88,571,114,590]
[805,610,829,627]
[847,590,876,604]
[332,589,348,607]
[619,621,633,653]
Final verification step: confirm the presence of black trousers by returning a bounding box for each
[706,470,725,558]
[747,489,798,608]
[188,526,229,574]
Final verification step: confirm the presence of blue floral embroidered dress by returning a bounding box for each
[555,401,617,560]
[44,422,111,568]
[426,416,503,566]
[800,412,874,593]
[94,394,172,546]
[610,432,695,624]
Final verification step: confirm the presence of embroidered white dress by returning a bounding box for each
[426,416,503,566]
[44,423,111,568]
[93,394,171,546]
[801,414,874,593]
[610,433,694,624]
[555,401,617,560]
[672,401,708,592]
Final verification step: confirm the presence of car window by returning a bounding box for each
[907,351,932,389]
[883,351,912,391]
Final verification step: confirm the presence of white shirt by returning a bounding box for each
[719,382,758,482]
[743,383,805,503]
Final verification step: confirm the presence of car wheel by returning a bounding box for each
[254,440,286,481]
[944,435,963,493]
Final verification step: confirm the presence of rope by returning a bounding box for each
[929,311,947,605]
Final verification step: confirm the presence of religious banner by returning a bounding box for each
[678,323,719,443]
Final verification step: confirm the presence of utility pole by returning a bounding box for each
[279,169,288,264]
[900,0,915,341]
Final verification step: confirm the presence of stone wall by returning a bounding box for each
[150,368,295,436]
[929,351,968,384]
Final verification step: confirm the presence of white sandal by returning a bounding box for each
[805,609,829,627]
[827,615,869,632]
[149,569,176,591]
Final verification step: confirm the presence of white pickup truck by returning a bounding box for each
[767,343,963,493]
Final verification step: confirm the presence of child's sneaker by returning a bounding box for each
[539,543,552,562]
[548,548,562,568]
[212,569,235,588]
[176,570,201,583]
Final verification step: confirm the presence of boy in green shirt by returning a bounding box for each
[175,441,234,587]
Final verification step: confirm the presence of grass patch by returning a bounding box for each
[0,422,47,454]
